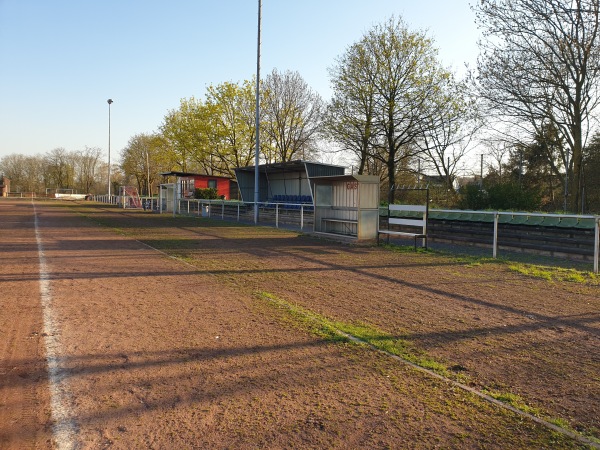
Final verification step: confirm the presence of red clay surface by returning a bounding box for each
[1,199,598,449]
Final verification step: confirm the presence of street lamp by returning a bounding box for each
[107,98,113,198]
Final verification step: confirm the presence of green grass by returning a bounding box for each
[485,390,542,416]
[257,291,455,379]
[507,263,599,285]
[257,290,600,446]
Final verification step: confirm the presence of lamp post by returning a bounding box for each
[107,99,113,198]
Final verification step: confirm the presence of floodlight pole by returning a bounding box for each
[253,0,261,224]
[107,99,113,198]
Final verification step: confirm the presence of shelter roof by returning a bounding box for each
[235,160,345,173]
[160,171,232,180]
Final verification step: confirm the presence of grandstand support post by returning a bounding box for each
[493,212,499,259]
[594,217,599,274]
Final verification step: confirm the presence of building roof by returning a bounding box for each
[160,171,232,180]
[235,159,346,174]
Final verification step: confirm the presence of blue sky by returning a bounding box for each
[0,1,480,161]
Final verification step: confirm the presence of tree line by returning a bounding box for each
[3,1,600,213]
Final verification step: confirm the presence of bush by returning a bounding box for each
[487,182,542,211]
[194,188,218,199]
[458,183,489,210]
[458,182,542,211]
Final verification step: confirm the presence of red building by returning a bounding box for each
[160,172,237,200]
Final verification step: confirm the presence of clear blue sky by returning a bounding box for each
[0,1,480,161]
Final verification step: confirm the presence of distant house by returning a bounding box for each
[160,172,237,200]
[0,176,10,197]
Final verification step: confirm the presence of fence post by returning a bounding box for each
[493,212,499,259]
[221,200,225,219]
[276,204,279,228]
[237,203,240,222]
[300,205,304,230]
[594,217,599,274]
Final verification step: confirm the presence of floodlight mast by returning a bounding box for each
[254,0,261,224]
[107,99,113,198]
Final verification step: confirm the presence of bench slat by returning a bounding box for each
[389,218,425,227]
[388,204,427,212]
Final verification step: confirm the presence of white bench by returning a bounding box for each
[378,204,428,249]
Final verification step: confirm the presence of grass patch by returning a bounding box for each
[256,291,455,379]
[508,263,599,285]
[485,390,542,416]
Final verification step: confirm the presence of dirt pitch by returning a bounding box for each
[1,199,599,449]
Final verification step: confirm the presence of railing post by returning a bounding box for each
[493,212,499,259]
[594,217,599,274]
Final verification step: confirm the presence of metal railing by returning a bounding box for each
[89,195,600,273]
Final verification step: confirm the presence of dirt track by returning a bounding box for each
[1,199,598,449]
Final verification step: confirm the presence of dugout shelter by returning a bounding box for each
[234,160,346,204]
[312,174,380,240]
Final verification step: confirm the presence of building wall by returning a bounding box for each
[193,176,231,199]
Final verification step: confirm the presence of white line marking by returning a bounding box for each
[33,201,79,449]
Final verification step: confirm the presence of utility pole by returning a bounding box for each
[479,154,483,188]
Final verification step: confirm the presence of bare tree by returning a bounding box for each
[75,146,102,193]
[417,75,481,192]
[261,69,324,163]
[474,0,600,211]
[45,148,75,189]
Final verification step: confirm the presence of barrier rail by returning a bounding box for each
[88,195,600,273]
[431,209,600,273]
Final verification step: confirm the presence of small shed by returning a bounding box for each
[0,176,10,197]
[312,174,380,240]
[160,171,237,200]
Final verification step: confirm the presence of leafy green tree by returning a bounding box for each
[328,16,454,204]
[121,133,171,196]
[160,97,211,173]
[205,80,257,176]
[326,41,376,174]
